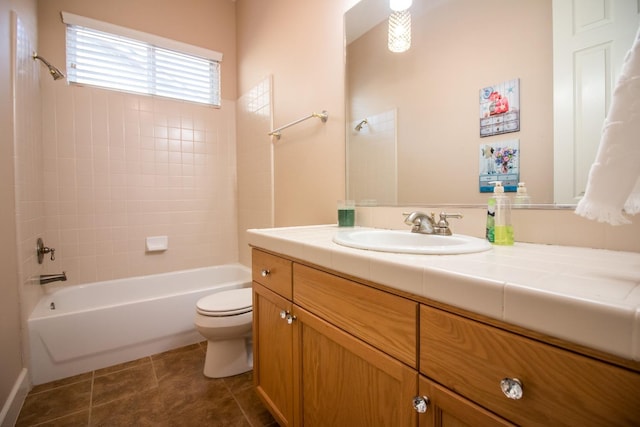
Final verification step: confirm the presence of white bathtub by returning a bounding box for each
[28,264,251,385]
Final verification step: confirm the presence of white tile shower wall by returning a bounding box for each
[237,76,273,265]
[40,83,239,286]
[348,109,397,205]
[13,14,46,322]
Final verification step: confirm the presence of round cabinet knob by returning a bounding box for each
[261,269,270,277]
[286,313,296,325]
[412,396,430,413]
[280,310,287,319]
[500,378,524,400]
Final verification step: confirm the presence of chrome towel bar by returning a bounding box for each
[269,110,328,139]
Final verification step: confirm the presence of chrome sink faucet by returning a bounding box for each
[404,211,463,236]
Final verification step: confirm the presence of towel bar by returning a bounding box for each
[269,110,328,139]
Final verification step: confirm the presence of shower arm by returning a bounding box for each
[32,52,65,80]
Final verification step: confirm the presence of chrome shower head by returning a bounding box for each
[32,52,65,80]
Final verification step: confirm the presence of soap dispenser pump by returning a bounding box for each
[486,181,513,245]
[514,182,531,205]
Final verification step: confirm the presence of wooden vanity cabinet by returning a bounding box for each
[420,304,640,426]
[417,375,515,427]
[252,250,296,426]
[252,249,418,426]
[293,263,418,426]
[252,248,640,426]
[295,305,417,426]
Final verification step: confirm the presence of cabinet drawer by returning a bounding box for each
[294,263,417,368]
[420,305,640,426]
[252,249,292,299]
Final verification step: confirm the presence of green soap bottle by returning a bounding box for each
[487,181,513,245]
[486,198,496,243]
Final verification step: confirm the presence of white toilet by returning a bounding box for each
[194,287,253,378]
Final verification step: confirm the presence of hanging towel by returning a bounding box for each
[575,26,640,225]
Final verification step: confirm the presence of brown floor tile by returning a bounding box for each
[152,343,202,361]
[158,371,229,413]
[152,345,205,383]
[165,392,251,427]
[16,380,92,427]
[94,356,152,377]
[17,344,273,427]
[234,387,277,427]
[31,409,89,427]
[92,363,157,406]
[223,371,254,394]
[90,388,166,427]
[29,372,93,395]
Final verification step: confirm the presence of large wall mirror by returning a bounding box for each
[345,0,640,207]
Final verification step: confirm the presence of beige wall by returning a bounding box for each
[236,0,353,227]
[13,0,46,387]
[236,77,274,265]
[0,0,36,417]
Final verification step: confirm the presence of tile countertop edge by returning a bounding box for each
[246,225,640,362]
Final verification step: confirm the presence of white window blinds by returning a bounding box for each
[62,12,222,107]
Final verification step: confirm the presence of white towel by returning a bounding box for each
[575,26,640,225]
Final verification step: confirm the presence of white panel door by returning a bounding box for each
[553,0,640,204]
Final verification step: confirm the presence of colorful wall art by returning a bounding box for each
[479,78,520,137]
[479,139,520,192]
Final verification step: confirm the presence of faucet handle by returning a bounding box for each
[36,238,56,263]
[437,212,463,228]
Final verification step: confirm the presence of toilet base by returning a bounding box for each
[203,337,253,378]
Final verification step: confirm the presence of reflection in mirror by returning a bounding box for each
[345,0,639,207]
[553,0,640,204]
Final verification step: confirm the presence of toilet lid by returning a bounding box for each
[196,288,252,316]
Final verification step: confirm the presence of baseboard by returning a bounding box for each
[0,368,29,427]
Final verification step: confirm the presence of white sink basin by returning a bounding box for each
[332,228,492,255]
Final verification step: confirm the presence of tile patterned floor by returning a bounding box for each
[16,343,278,426]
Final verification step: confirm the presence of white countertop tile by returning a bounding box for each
[247,225,640,361]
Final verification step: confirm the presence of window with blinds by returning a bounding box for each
[65,22,221,106]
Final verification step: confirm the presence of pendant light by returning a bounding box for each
[388,9,411,53]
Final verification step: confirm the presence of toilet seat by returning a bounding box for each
[196,288,252,317]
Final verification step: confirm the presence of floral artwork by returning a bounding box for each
[479,140,519,192]
[494,146,517,174]
[479,79,520,137]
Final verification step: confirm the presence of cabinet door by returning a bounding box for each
[295,305,417,427]
[417,376,515,427]
[253,282,296,426]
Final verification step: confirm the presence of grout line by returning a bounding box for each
[29,409,89,427]
[28,376,92,396]
[225,380,255,427]
[150,355,160,387]
[87,370,95,426]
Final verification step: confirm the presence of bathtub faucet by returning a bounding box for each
[40,272,67,285]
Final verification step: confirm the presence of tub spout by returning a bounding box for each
[40,272,67,285]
